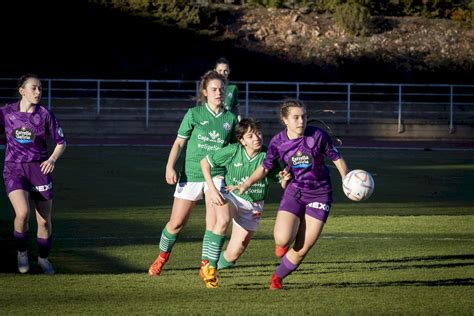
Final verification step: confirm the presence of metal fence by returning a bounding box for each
[1,78,473,134]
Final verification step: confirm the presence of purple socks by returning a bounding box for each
[13,231,29,252]
[37,236,52,258]
[275,254,299,279]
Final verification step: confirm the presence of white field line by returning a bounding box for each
[53,235,474,242]
[1,144,472,151]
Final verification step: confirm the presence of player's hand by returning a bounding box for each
[165,166,177,185]
[278,168,292,181]
[40,159,55,174]
[278,168,292,189]
[226,182,250,195]
[208,189,225,206]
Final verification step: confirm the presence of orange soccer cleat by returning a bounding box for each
[270,273,283,290]
[148,252,170,276]
[199,260,218,289]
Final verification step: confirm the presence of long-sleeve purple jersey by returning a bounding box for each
[0,102,65,162]
[263,126,341,194]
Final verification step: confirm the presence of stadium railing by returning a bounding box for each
[0,78,472,136]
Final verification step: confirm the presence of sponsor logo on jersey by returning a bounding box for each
[223,122,231,131]
[307,202,330,212]
[233,163,243,167]
[209,130,219,140]
[197,130,225,145]
[289,150,313,169]
[12,127,35,144]
[199,121,209,126]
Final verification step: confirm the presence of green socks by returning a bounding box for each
[159,227,178,253]
[217,252,235,270]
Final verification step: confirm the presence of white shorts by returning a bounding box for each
[174,177,224,201]
[224,191,264,232]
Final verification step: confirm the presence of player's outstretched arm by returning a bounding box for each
[236,165,269,194]
[333,157,349,180]
[165,137,187,185]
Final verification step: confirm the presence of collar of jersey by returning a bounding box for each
[243,147,261,162]
[205,103,223,118]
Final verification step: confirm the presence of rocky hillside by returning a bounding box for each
[216,6,474,73]
[0,2,472,83]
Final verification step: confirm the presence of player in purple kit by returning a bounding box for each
[237,100,348,290]
[1,74,66,274]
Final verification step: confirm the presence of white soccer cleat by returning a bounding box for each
[38,257,55,275]
[17,251,30,274]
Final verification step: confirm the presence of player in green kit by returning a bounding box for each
[148,70,238,276]
[198,118,291,288]
[214,57,240,120]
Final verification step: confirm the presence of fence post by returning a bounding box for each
[347,83,351,125]
[296,82,300,100]
[398,84,403,133]
[97,80,101,115]
[195,80,200,106]
[47,79,52,110]
[146,80,150,129]
[245,82,249,117]
[449,85,454,134]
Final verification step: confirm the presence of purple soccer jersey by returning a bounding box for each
[263,126,341,197]
[0,102,65,162]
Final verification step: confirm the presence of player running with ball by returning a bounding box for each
[236,100,349,290]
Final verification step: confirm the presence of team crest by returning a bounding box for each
[223,122,231,131]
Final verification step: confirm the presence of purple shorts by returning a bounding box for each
[279,185,332,222]
[3,162,54,201]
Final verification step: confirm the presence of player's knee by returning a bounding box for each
[168,220,186,232]
[14,212,29,225]
[215,217,231,231]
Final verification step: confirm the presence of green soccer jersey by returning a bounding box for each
[206,143,271,203]
[177,104,237,182]
[223,84,239,113]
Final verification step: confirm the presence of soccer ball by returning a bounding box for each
[342,169,374,201]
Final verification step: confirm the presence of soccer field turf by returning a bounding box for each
[0,146,473,314]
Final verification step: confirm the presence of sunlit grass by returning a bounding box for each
[0,147,473,314]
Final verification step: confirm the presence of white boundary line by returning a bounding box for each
[54,235,474,242]
[1,144,472,151]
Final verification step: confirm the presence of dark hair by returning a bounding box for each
[17,74,39,90]
[16,74,40,98]
[280,99,306,124]
[235,118,262,140]
[197,70,226,104]
[214,57,230,68]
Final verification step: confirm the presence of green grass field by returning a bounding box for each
[0,146,473,315]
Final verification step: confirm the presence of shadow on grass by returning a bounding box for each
[287,278,474,289]
[233,278,474,291]
[0,216,206,275]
